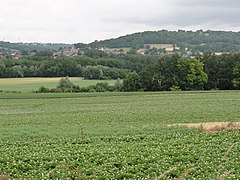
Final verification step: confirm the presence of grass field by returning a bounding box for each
[0,91,240,179]
[145,44,173,49]
[0,77,116,92]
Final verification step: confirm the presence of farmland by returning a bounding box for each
[0,91,240,179]
[0,78,116,93]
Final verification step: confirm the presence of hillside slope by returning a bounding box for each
[0,41,69,52]
[87,30,240,52]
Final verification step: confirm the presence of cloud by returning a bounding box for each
[172,0,240,8]
[0,0,240,43]
[105,0,240,29]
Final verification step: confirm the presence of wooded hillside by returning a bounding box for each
[86,30,240,52]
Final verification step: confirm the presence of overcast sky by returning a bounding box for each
[1,0,240,43]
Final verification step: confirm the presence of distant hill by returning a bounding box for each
[0,41,69,52]
[87,30,240,52]
[3,30,240,53]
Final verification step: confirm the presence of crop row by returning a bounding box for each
[0,131,239,179]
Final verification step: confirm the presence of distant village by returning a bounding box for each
[0,43,224,60]
[0,46,79,59]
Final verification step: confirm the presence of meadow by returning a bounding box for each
[0,91,240,179]
[0,77,116,92]
[145,44,174,49]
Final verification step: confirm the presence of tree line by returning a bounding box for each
[1,53,240,91]
[128,53,240,91]
[0,55,157,79]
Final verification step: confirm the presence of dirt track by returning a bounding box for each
[168,122,240,132]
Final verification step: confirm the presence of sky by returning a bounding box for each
[1,0,240,44]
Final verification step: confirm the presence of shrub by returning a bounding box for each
[57,77,74,92]
[170,85,182,91]
[38,86,50,93]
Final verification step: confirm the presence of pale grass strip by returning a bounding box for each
[178,167,195,180]
[156,166,178,180]
[217,142,237,179]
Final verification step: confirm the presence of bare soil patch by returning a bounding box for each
[168,122,240,132]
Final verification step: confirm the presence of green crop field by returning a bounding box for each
[0,91,240,179]
[0,77,116,92]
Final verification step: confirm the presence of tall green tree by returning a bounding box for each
[156,55,180,90]
[122,72,141,91]
[233,63,240,89]
[83,66,103,79]
[0,62,6,77]
[177,57,208,90]
[139,65,161,91]
[201,52,237,90]
[11,65,24,78]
